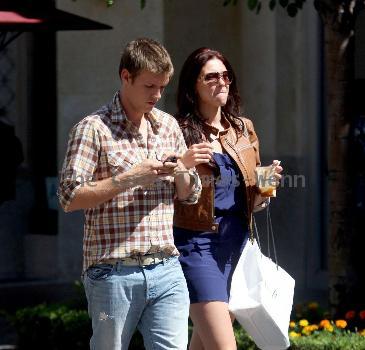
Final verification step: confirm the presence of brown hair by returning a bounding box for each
[119,38,174,79]
[176,47,244,146]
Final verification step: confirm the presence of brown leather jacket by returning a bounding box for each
[174,117,260,232]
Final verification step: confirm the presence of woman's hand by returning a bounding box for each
[271,160,283,186]
[180,142,213,169]
[255,160,283,200]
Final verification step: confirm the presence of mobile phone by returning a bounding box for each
[163,156,177,164]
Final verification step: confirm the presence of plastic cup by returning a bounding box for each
[255,163,279,197]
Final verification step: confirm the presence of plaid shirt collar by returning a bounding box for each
[110,90,162,131]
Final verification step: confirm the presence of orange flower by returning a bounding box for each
[301,324,319,335]
[309,325,319,331]
[335,320,347,329]
[359,329,365,336]
[345,310,356,320]
[319,319,331,328]
[360,310,365,320]
[302,326,312,335]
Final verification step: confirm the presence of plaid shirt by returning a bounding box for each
[58,92,201,272]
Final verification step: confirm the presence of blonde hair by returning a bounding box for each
[119,38,173,79]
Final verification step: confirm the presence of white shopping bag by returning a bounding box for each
[229,239,295,350]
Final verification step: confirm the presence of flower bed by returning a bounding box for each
[286,302,365,350]
[4,300,365,349]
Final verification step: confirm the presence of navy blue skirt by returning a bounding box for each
[173,153,249,303]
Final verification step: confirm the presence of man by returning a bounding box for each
[58,38,212,350]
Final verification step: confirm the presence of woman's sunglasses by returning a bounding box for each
[199,71,233,85]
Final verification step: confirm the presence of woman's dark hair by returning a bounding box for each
[176,47,244,146]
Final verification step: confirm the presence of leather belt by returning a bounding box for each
[101,251,173,267]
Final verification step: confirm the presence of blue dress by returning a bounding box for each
[173,152,249,303]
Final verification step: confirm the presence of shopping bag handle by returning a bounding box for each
[253,207,279,268]
[266,207,278,267]
[252,215,262,251]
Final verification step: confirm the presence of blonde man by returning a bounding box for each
[58,38,212,350]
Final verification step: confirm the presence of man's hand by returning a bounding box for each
[159,153,187,176]
[117,159,178,187]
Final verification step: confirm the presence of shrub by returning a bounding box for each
[7,300,365,350]
[8,303,145,350]
[290,331,365,350]
[10,304,91,350]
[233,322,365,350]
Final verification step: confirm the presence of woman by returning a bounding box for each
[174,48,283,350]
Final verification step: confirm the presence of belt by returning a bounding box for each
[101,252,173,267]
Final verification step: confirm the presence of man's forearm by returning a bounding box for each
[65,172,136,212]
[174,171,195,201]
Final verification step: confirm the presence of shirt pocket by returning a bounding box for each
[106,150,137,176]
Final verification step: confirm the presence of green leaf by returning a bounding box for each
[269,0,276,10]
[106,0,114,7]
[287,3,298,16]
[256,1,262,14]
[140,0,146,9]
[248,0,258,11]
[279,0,289,8]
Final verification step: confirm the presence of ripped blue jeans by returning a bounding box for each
[82,256,189,350]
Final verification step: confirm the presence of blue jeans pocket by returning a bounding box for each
[86,264,114,281]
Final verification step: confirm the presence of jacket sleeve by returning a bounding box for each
[243,117,272,212]
[243,117,261,167]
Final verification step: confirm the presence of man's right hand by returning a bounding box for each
[116,159,178,188]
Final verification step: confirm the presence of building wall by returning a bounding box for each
[56,0,326,301]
